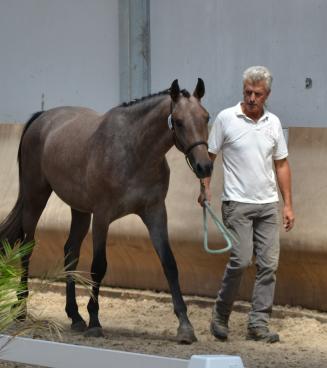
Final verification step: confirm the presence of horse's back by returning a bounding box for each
[41,106,100,135]
[22,106,102,163]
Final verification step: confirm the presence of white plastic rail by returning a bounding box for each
[0,335,244,368]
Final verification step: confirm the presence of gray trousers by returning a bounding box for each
[216,201,280,328]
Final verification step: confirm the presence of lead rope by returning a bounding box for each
[201,182,237,254]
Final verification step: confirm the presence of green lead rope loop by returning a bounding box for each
[203,201,236,254]
[201,180,236,254]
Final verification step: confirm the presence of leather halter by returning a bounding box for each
[168,110,208,161]
[168,103,208,172]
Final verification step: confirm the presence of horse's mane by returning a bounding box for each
[120,88,191,107]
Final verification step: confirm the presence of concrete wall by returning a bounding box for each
[150,0,327,127]
[0,0,119,122]
[0,1,326,127]
[1,125,327,310]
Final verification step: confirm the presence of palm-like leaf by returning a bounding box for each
[0,241,33,332]
[0,240,94,341]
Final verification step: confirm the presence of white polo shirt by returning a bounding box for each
[208,102,288,204]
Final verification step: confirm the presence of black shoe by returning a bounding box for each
[210,309,229,341]
[246,326,280,343]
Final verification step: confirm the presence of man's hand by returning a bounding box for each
[198,180,211,207]
[283,205,295,231]
[197,154,215,207]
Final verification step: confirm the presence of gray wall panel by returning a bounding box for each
[1,1,326,127]
[0,0,119,123]
[150,0,327,127]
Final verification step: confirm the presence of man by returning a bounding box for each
[198,66,295,343]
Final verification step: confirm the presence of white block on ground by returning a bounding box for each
[188,355,244,368]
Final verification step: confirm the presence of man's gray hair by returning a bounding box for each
[243,66,273,92]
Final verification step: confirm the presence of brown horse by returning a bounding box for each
[0,79,212,343]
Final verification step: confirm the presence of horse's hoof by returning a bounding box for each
[71,320,87,332]
[15,314,27,322]
[84,327,104,338]
[12,304,27,322]
[177,326,197,344]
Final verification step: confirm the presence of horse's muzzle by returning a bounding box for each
[194,161,213,179]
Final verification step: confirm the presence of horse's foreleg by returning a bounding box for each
[140,203,197,344]
[85,214,108,337]
[64,209,91,332]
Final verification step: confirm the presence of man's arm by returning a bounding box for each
[198,152,217,206]
[274,158,295,231]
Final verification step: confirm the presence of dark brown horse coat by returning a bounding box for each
[0,79,212,343]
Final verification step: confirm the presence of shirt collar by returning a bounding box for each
[235,102,269,123]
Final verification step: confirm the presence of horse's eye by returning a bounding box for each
[207,115,211,123]
[175,119,183,128]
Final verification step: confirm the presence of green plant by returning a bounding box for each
[0,240,32,332]
[0,239,94,339]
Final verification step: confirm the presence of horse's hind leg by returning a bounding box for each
[64,208,91,332]
[18,183,52,317]
[140,202,197,344]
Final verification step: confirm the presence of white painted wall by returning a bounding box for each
[1,1,326,127]
[150,0,327,127]
[0,0,119,123]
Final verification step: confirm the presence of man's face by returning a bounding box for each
[242,80,270,118]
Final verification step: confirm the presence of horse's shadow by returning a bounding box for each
[102,327,178,343]
[65,323,179,343]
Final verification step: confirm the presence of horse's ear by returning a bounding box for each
[193,78,205,100]
[170,79,180,102]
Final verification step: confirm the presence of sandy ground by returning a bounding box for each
[1,284,327,368]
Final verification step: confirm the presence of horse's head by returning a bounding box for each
[169,78,213,179]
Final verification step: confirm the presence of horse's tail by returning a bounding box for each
[0,111,44,250]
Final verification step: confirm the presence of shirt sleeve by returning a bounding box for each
[273,120,288,160]
[208,114,224,154]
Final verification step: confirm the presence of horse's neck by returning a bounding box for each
[143,99,173,156]
[125,97,173,159]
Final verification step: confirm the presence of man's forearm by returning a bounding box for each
[275,159,293,207]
